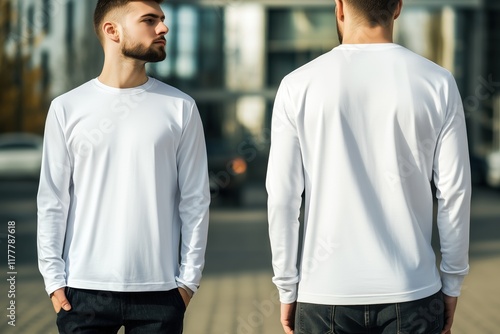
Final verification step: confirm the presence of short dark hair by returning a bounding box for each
[345,0,400,27]
[93,0,163,37]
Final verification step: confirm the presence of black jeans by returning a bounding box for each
[295,291,444,334]
[56,287,186,334]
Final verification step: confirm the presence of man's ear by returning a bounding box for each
[394,0,403,20]
[102,21,120,43]
[335,0,345,23]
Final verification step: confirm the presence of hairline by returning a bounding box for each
[343,0,399,27]
[95,0,164,41]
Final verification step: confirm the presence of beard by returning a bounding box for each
[122,39,166,63]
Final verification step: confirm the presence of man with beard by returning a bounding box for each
[37,1,210,333]
[267,0,471,334]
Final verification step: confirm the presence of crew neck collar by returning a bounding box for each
[335,43,401,51]
[92,77,156,95]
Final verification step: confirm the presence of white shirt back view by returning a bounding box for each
[267,44,471,305]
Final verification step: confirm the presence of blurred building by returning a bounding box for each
[159,0,500,179]
[1,0,102,132]
[4,0,102,97]
[2,0,500,173]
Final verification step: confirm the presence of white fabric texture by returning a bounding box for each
[38,77,210,296]
[267,44,471,305]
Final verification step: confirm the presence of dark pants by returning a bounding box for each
[295,291,444,334]
[57,287,186,334]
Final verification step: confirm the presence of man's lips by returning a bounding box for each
[154,39,166,45]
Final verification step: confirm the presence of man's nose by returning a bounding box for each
[158,22,169,35]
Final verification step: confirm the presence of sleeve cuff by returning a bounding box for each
[277,285,298,304]
[177,283,194,298]
[441,272,466,297]
[45,282,67,297]
[176,275,198,295]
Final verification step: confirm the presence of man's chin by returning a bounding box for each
[149,53,166,63]
[146,48,166,63]
[122,46,166,63]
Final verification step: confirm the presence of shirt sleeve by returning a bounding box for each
[433,74,472,297]
[175,102,210,295]
[37,103,73,296]
[266,80,304,304]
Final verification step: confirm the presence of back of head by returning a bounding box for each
[93,0,163,40]
[345,0,400,27]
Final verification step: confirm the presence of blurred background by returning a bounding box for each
[0,0,499,333]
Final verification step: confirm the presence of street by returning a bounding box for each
[0,180,499,333]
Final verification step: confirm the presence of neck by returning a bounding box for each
[99,53,149,88]
[341,21,394,44]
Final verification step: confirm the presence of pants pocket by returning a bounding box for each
[399,291,444,334]
[296,302,334,334]
[173,289,187,312]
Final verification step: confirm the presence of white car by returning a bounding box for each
[0,133,43,179]
[486,151,500,188]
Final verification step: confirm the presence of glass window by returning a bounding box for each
[197,8,224,88]
[266,8,338,87]
[65,0,74,71]
[175,6,198,79]
[41,51,50,91]
[27,5,34,48]
[3,2,11,37]
[43,0,51,34]
[487,10,500,84]
[65,1,74,51]
[149,5,224,90]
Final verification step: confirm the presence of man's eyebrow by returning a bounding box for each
[140,13,165,20]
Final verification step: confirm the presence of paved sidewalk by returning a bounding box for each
[450,187,500,333]
[1,187,499,333]
[3,261,500,334]
[184,188,500,334]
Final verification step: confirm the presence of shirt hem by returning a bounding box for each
[297,282,442,305]
[67,279,179,292]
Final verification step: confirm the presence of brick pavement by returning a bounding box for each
[3,259,499,334]
[1,187,499,333]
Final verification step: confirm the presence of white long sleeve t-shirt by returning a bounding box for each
[38,77,210,296]
[267,44,471,305]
